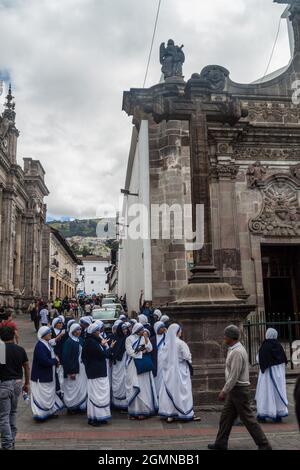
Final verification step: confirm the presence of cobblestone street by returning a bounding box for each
[14,315,300,451]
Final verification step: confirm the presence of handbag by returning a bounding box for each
[134,353,154,375]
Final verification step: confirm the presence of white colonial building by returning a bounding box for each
[77,256,110,296]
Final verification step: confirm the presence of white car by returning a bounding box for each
[92,307,120,332]
[102,302,125,314]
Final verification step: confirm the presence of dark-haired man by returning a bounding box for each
[0,327,30,450]
[0,309,19,344]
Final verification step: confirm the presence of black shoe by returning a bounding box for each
[207,444,228,451]
[257,417,267,424]
[88,420,100,427]
[258,445,272,451]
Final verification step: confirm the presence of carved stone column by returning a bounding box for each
[0,190,15,292]
[189,104,218,283]
[14,213,22,291]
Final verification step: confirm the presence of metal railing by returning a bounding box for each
[242,311,300,369]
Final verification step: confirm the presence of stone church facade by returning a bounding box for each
[122,0,300,322]
[0,86,49,311]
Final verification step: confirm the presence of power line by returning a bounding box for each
[143,0,162,88]
[260,16,282,82]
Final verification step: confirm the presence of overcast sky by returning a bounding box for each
[0,0,291,219]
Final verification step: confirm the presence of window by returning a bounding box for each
[93,267,96,272]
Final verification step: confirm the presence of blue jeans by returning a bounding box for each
[0,380,22,449]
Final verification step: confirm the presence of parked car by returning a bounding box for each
[104,303,125,314]
[92,307,120,333]
[101,297,116,306]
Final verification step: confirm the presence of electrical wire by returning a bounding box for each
[143,0,162,88]
[260,16,282,82]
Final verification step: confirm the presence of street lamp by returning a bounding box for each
[120,189,139,197]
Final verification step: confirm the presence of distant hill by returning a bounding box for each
[48,218,116,239]
[47,218,116,257]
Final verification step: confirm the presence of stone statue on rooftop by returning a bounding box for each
[160,40,185,80]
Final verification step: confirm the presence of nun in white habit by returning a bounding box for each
[94,320,112,387]
[111,323,129,410]
[125,323,158,420]
[61,323,87,413]
[82,323,115,426]
[159,323,195,423]
[31,326,64,421]
[255,328,288,423]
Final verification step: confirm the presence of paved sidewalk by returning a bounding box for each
[12,315,300,450]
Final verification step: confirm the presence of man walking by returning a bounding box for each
[208,325,272,451]
[0,327,30,450]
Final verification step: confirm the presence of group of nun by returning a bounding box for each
[29,309,197,425]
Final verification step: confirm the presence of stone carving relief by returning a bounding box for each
[247,161,267,188]
[234,147,300,161]
[290,163,300,180]
[0,116,12,153]
[199,65,229,92]
[249,178,300,237]
[244,101,300,124]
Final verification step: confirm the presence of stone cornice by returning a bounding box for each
[24,175,50,197]
[123,79,248,126]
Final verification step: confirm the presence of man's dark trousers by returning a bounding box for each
[215,386,270,449]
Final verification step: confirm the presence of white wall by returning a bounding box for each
[118,121,152,314]
[78,260,110,295]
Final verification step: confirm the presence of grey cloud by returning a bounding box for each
[0,0,290,218]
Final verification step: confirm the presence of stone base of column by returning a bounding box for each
[162,282,256,407]
[0,291,16,309]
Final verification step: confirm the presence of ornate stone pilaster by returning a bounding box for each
[13,213,22,291]
[0,189,16,292]
[189,104,218,283]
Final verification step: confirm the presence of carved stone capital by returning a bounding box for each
[210,163,239,180]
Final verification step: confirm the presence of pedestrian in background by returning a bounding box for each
[39,304,49,327]
[28,301,39,333]
[208,325,272,451]
[0,309,19,345]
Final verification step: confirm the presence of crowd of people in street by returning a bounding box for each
[0,298,300,450]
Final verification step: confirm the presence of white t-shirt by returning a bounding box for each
[40,308,49,324]
[85,304,91,314]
